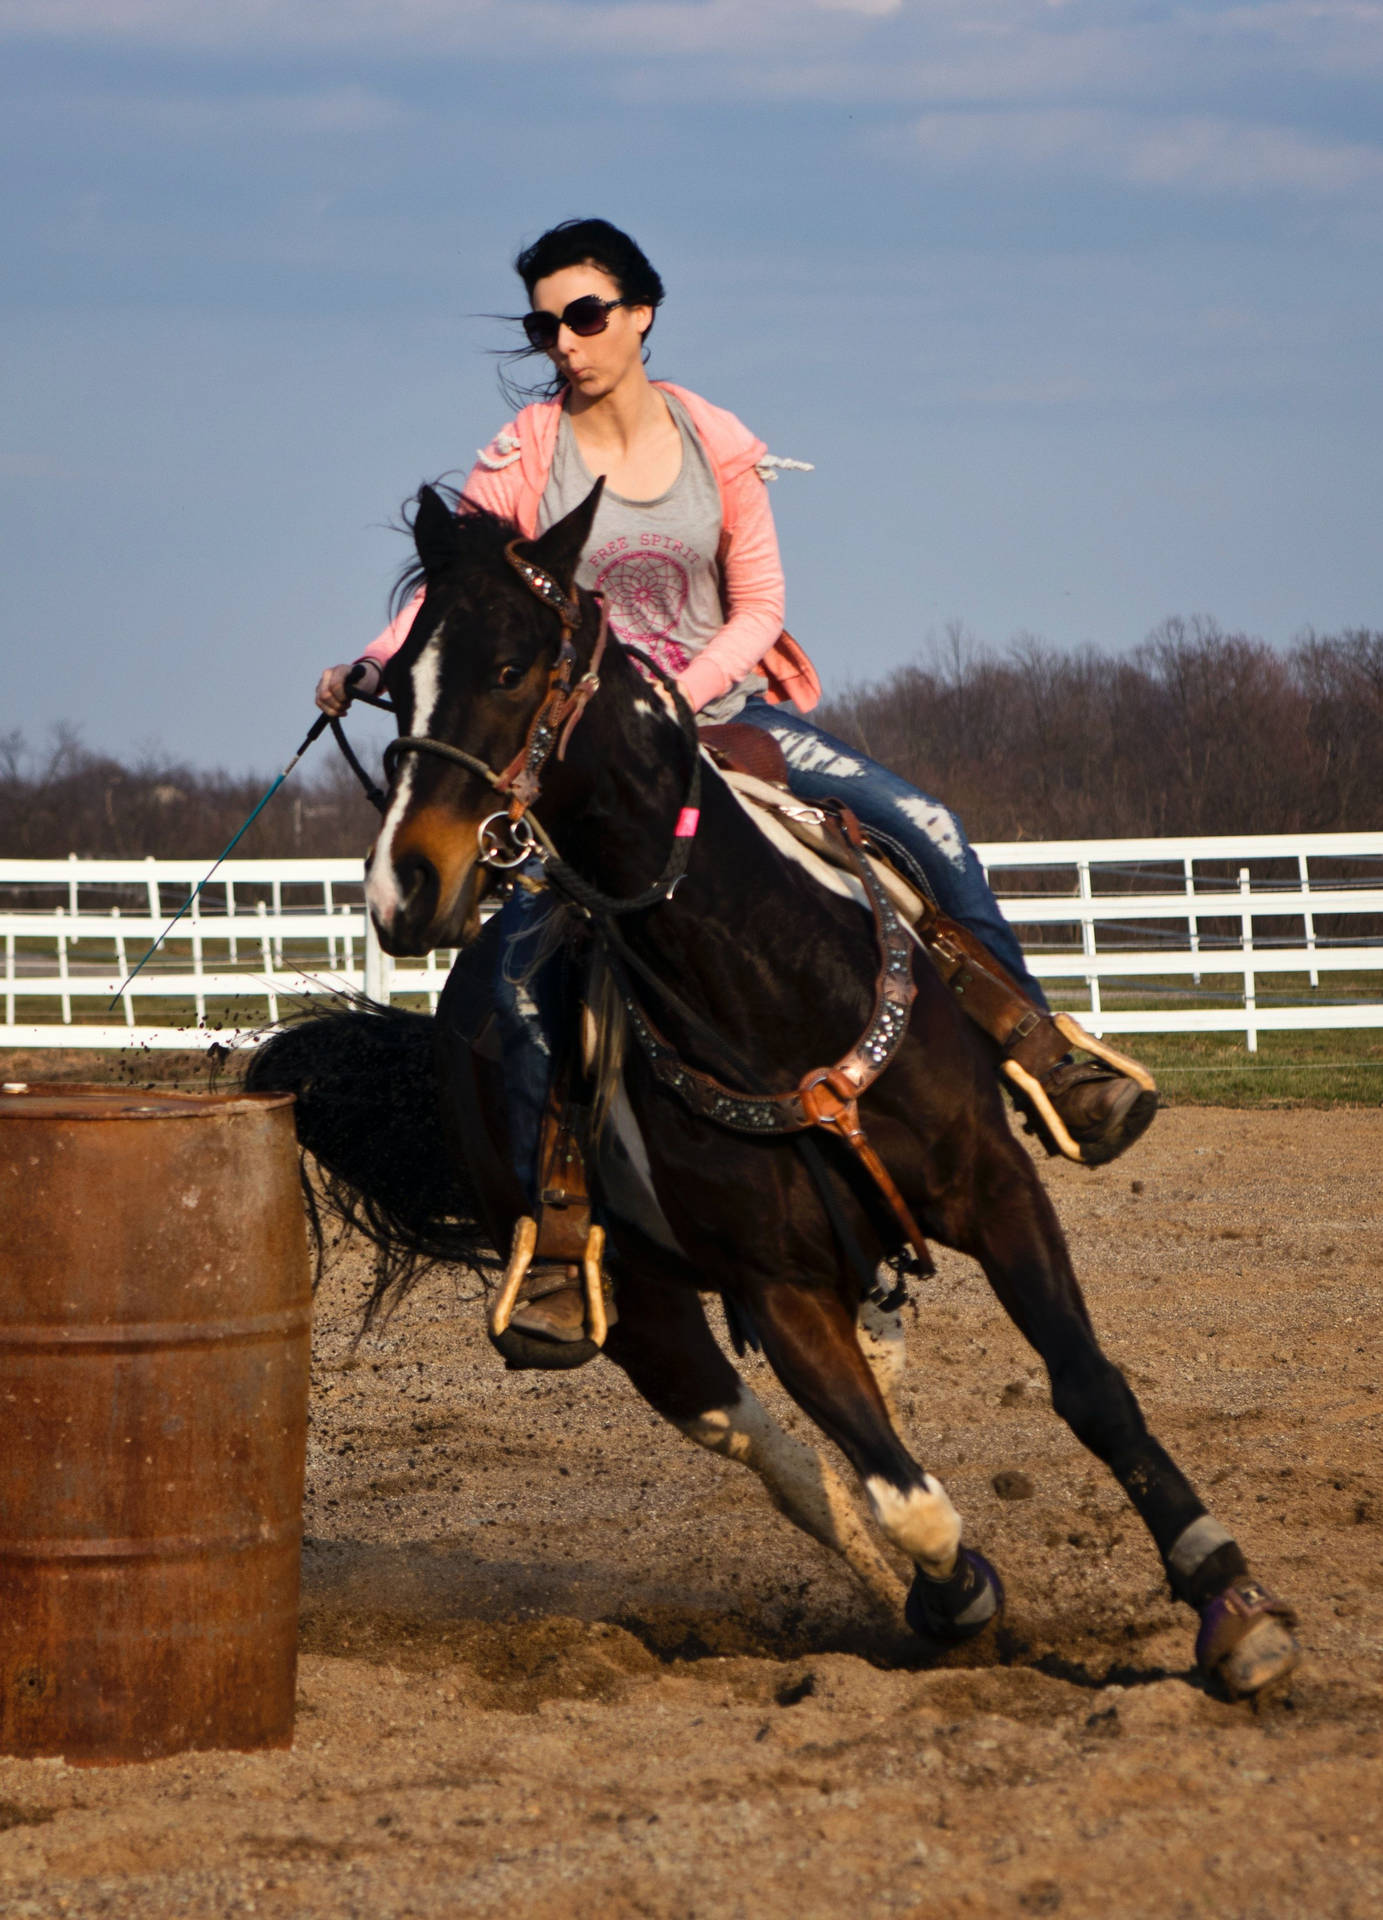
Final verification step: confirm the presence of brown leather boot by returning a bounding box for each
[507,1263,591,1345]
[491,1255,617,1373]
[1039,1058,1158,1167]
[489,1204,617,1372]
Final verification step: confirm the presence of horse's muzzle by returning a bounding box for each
[377,847,440,955]
[367,846,485,957]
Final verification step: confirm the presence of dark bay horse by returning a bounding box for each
[256,482,1298,1698]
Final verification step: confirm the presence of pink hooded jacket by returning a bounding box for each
[359,382,820,714]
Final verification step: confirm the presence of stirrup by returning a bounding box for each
[490,1215,610,1349]
[1002,1014,1157,1165]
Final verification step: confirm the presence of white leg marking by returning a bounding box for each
[856,1294,906,1425]
[1168,1514,1236,1581]
[768,728,865,781]
[865,1473,961,1580]
[366,634,445,925]
[894,793,967,871]
[678,1385,905,1617]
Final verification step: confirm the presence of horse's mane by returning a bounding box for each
[389,488,523,620]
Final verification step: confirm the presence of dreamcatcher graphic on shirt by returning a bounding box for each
[596,551,693,677]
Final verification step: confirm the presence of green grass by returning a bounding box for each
[8,954,1383,1106]
[1034,966,1383,1104]
[9,1014,1380,1108]
[2,990,442,1033]
[1125,1028,1383,1107]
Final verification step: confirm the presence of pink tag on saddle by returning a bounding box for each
[674,806,701,839]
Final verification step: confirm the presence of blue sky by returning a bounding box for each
[3,0,1381,771]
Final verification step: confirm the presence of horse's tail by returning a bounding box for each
[243,997,500,1323]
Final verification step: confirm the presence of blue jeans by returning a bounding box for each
[734,697,1048,1007]
[492,701,1047,1198]
[491,859,571,1195]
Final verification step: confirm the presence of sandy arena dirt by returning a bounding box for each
[0,1103,1380,1919]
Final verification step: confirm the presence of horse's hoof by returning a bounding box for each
[1195,1579,1300,1700]
[489,1324,602,1371]
[905,1547,1005,1644]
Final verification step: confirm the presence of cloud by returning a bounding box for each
[6,0,1381,212]
[133,84,405,139]
[0,0,897,56]
[903,107,1383,198]
[1211,2,1383,78]
[1127,117,1383,195]
[1,0,1376,96]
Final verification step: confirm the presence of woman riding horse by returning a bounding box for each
[316,218,1155,1349]
[268,468,1297,1703]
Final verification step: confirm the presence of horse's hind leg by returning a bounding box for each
[602,1269,906,1619]
[961,1134,1298,1697]
[747,1279,1005,1645]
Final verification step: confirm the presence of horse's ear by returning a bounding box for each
[521,477,604,593]
[413,486,456,578]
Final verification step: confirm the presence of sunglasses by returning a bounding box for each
[521,295,627,352]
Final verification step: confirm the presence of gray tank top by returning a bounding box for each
[535,390,766,722]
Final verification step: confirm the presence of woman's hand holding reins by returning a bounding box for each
[315,660,382,716]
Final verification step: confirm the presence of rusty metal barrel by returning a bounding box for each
[0,1084,312,1762]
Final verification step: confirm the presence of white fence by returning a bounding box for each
[0,858,450,1051]
[977,832,1383,1050]
[1,833,1381,1052]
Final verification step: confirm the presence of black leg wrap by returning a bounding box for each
[1163,1512,1251,1608]
[1173,1538,1249,1610]
[905,1548,1005,1644]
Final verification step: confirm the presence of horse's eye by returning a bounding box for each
[496,662,525,690]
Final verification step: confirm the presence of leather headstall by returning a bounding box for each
[382,539,607,865]
[491,541,608,817]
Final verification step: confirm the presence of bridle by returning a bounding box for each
[379,539,703,912]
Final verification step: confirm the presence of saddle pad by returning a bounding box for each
[711,760,930,927]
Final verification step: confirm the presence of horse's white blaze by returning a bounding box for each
[678,1387,905,1616]
[366,634,446,925]
[630,696,656,720]
[865,1473,961,1579]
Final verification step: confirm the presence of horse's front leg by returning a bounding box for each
[601,1257,905,1619]
[745,1276,1005,1646]
[955,1129,1299,1698]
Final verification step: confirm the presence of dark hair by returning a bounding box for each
[500,219,666,406]
[514,218,665,330]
